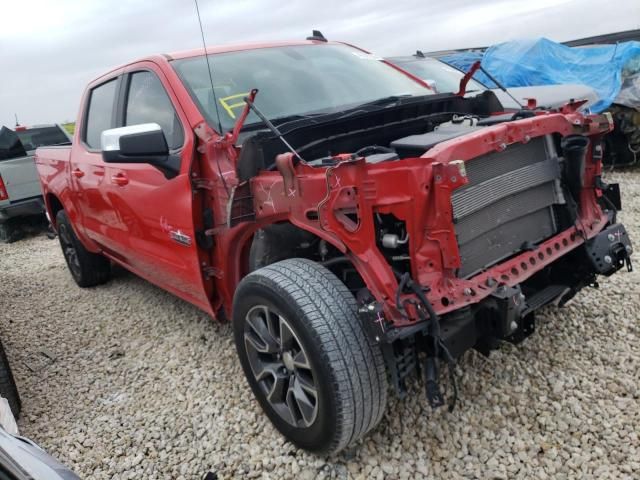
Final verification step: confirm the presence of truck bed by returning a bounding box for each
[35,146,72,163]
[33,146,72,206]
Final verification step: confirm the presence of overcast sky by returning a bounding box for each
[1,0,638,128]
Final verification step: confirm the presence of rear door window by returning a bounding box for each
[84,79,118,149]
[124,71,184,150]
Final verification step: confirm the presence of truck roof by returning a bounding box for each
[167,40,337,60]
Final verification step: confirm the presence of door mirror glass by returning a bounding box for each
[101,123,178,177]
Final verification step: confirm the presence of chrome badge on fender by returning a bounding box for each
[169,229,192,246]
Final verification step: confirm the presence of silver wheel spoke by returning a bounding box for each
[266,311,281,347]
[245,308,279,353]
[267,372,289,406]
[279,316,295,350]
[288,376,318,426]
[292,350,311,370]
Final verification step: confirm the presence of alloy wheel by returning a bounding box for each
[243,305,319,427]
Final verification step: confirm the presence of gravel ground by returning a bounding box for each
[0,170,638,479]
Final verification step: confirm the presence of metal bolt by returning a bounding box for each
[608,233,615,242]
[510,320,518,332]
[523,135,531,143]
[375,336,380,342]
[450,176,457,182]
[368,304,375,311]
[499,143,507,150]
[604,255,612,264]
[463,288,472,296]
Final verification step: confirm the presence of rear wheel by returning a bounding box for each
[56,210,110,287]
[233,258,387,454]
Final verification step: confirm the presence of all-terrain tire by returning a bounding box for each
[233,258,388,454]
[56,210,110,287]
[0,338,21,418]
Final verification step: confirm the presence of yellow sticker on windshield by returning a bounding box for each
[219,92,249,119]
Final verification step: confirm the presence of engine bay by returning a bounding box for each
[237,91,505,180]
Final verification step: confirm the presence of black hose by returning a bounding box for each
[395,272,411,317]
[321,256,351,268]
[397,271,459,412]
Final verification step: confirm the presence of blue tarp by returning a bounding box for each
[440,38,640,112]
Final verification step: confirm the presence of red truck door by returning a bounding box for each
[72,77,122,246]
[100,65,212,312]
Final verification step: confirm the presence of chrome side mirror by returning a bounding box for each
[101,123,168,162]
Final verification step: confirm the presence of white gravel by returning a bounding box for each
[0,170,639,479]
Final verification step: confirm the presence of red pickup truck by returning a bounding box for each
[35,37,633,454]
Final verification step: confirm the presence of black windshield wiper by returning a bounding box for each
[350,94,414,110]
[332,94,420,120]
[241,112,326,133]
[237,95,417,134]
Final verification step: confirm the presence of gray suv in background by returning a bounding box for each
[0,124,71,242]
[386,54,599,111]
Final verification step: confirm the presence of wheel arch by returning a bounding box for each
[45,192,64,228]
[217,218,364,316]
[46,190,101,253]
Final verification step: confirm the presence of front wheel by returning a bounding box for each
[233,258,387,454]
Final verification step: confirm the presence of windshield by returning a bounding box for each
[389,58,486,94]
[15,126,70,151]
[172,44,432,133]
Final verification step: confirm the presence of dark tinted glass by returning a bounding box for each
[125,71,184,150]
[85,79,117,149]
[0,127,27,161]
[16,127,70,151]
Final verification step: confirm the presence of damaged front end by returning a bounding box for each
[207,89,633,410]
[352,111,633,407]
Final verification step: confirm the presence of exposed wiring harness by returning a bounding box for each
[396,272,458,412]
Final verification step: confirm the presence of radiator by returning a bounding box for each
[451,136,565,278]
